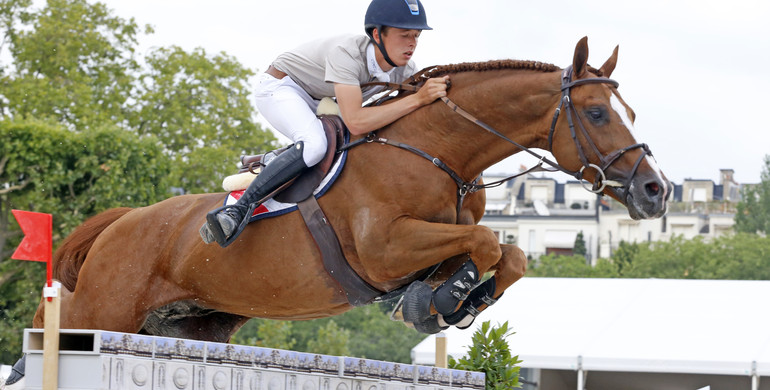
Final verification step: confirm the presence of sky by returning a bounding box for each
[95,0,770,185]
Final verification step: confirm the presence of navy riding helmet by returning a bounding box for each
[365,0,432,67]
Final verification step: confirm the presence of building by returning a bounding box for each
[479,169,745,263]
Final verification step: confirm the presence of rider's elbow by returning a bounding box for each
[343,118,373,135]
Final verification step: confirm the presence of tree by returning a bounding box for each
[232,304,424,363]
[449,320,522,389]
[0,118,172,362]
[735,155,770,235]
[307,320,350,356]
[1,0,277,195]
[131,46,276,193]
[1,0,145,129]
[612,240,639,275]
[527,254,618,278]
[573,231,587,258]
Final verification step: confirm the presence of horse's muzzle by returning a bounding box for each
[624,173,671,220]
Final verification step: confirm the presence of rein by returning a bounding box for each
[347,65,653,207]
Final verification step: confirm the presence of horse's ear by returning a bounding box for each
[599,45,619,78]
[573,36,589,78]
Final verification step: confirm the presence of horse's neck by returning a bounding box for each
[388,70,561,180]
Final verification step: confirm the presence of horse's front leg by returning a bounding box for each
[358,218,501,329]
[440,243,527,329]
[359,218,502,285]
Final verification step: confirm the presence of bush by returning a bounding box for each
[449,321,522,389]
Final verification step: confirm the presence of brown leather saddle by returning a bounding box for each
[238,115,346,203]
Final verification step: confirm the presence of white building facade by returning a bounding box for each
[479,169,744,263]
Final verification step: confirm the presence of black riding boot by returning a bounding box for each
[200,142,307,247]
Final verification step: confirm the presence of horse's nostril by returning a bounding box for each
[645,182,660,197]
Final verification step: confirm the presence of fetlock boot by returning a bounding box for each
[200,142,307,247]
[441,277,501,329]
[432,260,481,316]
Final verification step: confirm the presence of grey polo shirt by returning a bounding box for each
[271,34,417,101]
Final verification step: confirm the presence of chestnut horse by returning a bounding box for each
[31,38,669,343]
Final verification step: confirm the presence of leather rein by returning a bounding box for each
[343,65,653,215]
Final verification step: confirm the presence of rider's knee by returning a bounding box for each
[296,122,327,166]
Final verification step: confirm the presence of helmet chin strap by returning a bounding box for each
[371,27,399,68]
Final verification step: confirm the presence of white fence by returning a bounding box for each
[22,329,484,390]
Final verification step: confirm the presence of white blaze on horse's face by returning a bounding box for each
[610,93,635,134]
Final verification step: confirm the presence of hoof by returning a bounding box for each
[2,355,26,390]
[413,315,447,335]
[402,281,433,325]
[1,377,25,390]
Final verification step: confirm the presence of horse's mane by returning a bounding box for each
[370,60,561,103]
[411,59,560,80]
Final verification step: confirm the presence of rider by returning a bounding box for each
[200,0,450,247]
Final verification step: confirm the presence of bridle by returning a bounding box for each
[344,65,654,222]
[548,66,652,195]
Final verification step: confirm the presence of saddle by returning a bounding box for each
[237,114,346,203]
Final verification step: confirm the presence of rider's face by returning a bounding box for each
[375,27,421,70]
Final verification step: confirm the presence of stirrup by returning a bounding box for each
[205,203,258,248]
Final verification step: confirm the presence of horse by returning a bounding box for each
[14,37,668,377]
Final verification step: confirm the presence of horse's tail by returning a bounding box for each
[54,207,133,291]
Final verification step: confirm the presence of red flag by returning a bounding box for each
[11,210,52,263]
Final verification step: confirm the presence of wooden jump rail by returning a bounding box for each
[21,328,484,390]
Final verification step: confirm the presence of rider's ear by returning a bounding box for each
[599,45,619,78]
[573,36,589,78]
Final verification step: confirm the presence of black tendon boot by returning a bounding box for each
[200,142,308,247]
[432,260,481,316]
[442,277,501,329]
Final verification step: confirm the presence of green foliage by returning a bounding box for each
[232,319,296,350]
[527,254,617,278]
[232,304,424,363]
[307,320,350,356]
[612,240,639,275]
[449,320,522,389]
[528,233,770,280]
[1,0,143,128]
[621,234,770,280]
[573,231,587,257]
[0,118,172,362]
[0,0,280,361]
[131,46,276,193]
[735,155,770,234]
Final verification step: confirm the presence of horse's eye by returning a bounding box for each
[583,106,608,125]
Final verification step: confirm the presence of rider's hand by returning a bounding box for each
[416,75,450,106]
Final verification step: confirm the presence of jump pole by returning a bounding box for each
[435,332,448,368]
[11,210,58,390]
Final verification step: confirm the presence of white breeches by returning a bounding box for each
[254,73,327,167]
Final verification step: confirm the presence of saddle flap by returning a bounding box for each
[274,115,346,203]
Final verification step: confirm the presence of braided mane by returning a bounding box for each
[411,59,560,81]
[369,59,562,104]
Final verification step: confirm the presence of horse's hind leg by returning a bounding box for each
[441,244,527,328]
[141,301,250,342]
